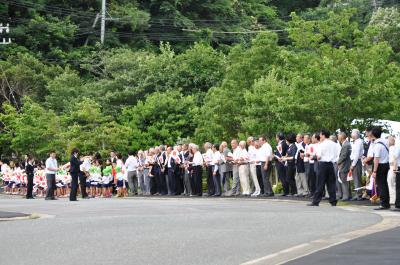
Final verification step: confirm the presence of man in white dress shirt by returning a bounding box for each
[247,137,261,197]
[191,145,204,196]
[308,129,338,207]
[350,129,364,200]
[125,150,139,196]
[238,141,251,195]
[371,127,391,210]
[226,139,241,196]
[258,136,274,197]
[203,142,215,196]
[45,151,59,200]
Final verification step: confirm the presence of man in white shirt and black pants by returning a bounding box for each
[308,129,337,207]
[45,151,59,200]
[371,127,391,210]
[126,150,139,196]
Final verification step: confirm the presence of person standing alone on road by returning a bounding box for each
[69,148,82,201]
[45,151,59,200]
[25,155,35,199]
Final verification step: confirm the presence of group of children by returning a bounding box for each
[0,158,130,198]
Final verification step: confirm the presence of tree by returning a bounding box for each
[60,98,132,158]
[121,90,197,150]
[195,32,281,142]
[0,98,62,159]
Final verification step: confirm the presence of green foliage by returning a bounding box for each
[121,90,197,150]
[0,99,62,158]
[1,1,400,161]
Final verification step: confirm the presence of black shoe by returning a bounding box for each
[374,206,390,211]
[307,203,319,206]
[390,208,400,212]
[70,199,78,201]
[82,196,90,199]
[330,201,337,206]
[26,197,35,199]
[51,198,58,200]
[45,197,52,200]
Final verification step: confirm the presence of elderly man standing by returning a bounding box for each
[126,150,139,196]
[238,140,251,196]
[248,137,261,197]
[219,141,232,194]
[203,142,215,196]
[258,136,274,197]
[226,139,241,196]
[350,129,364,200]
[337,132,352,201]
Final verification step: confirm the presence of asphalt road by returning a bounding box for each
[286,227,400,265]
[0,197,383,265]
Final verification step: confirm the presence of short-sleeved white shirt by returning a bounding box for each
[373,138,389,164]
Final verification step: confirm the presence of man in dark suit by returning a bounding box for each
[25,155,35,199]
[69,148,82,201]
[337,132,352,201]
[275,133,289,195]
[165,146,177,195]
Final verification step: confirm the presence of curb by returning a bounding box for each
[241,206,400,265]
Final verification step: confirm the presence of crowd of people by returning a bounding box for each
[1,127,400,211]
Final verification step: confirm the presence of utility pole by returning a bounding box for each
[101,0,106,44]
[85,13,100,46]
[0,23,11,45]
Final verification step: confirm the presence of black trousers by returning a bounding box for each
[45,174,56,199]
[70,172,79,200]
[395,169,400,209]
[276,163,289,195]
[256,165,264,194]
[26,173,34,198]
[155,167,167,195]
[312,162,337,205]
[79,172,88,198]
[206,166,215,196]
[150,176,157,195]
[376,163,390,208]
[212,167,221,196]
[175,167,183,195]
[286,165,297,195]
[167,168,176,195]
[192,166,203,196]
[306,162,316,195]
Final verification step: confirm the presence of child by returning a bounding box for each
[115,161,125,198]
[89,160,102,198]
[102,160,113,198]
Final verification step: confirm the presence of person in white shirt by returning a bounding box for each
[308,129,338,207]
[388,136,397,205]
[306,134,319,196]
[125,150,139,196]
[350,129,364,200]
[211,144,222,196]
[247,137,261,197]
[45,151,59,200]
[191,144,204,196]
[371,127,390,210]
[237,141,251,195]
[203,142,215,196]
[226,139,241,196]
[258,136,274,196]
[330,135,341,199]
